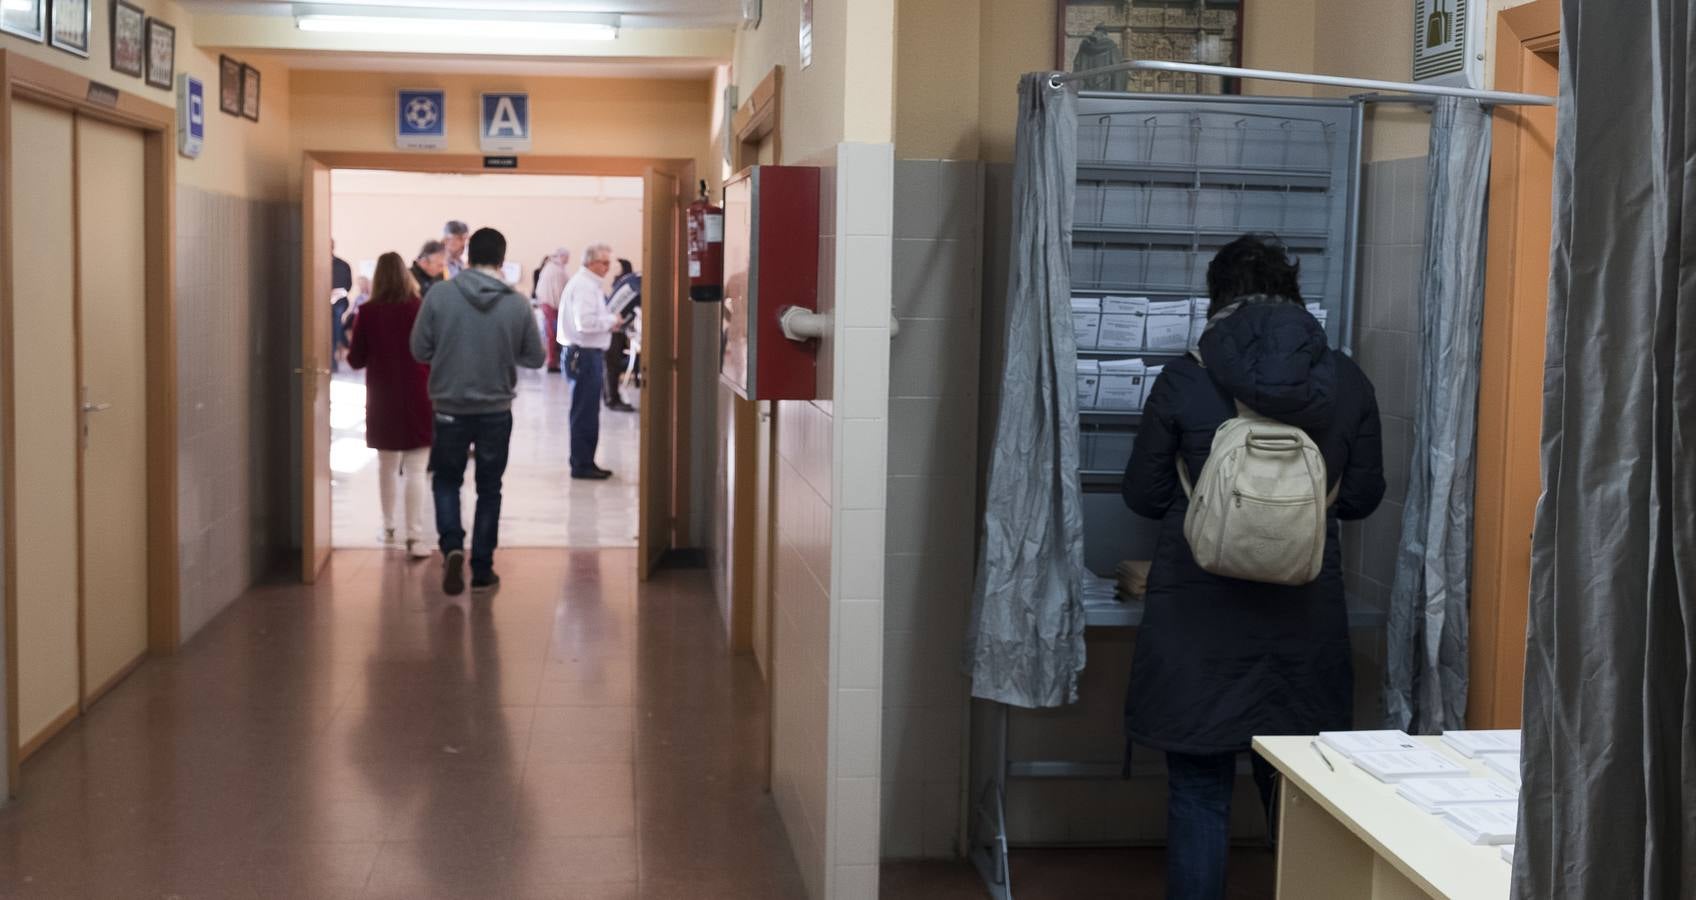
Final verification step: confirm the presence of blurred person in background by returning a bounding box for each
[605,258,640,412]
[533,247,572,374]
[442,219,470,278]
[412,240,447,295]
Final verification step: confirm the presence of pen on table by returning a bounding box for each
[1310,739,1335,772]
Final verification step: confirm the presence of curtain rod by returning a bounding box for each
[1051,59,1556,107]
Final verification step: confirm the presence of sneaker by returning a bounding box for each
[379,527,398,547]
[406,539,432,560]
[608,401,637,413]
[443,550,465,596]
[571,469,613,481]
[471,572,501,593]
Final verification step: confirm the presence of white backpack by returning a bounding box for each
[1177,368,1335,586]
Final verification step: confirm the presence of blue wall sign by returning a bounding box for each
[479,92,531,153]
[177,74,204,159]
[397,89,447,150]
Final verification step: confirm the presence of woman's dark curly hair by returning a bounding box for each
[1206,233,1303,316]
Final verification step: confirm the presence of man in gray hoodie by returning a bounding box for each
[411,227,546,595]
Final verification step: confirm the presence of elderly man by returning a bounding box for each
[533,247,572,373]
[442,219,470,278]
[556,242,617,480]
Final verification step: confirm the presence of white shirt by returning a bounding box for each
[558,266,616,350]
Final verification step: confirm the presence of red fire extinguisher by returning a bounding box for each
[687,180,724,302]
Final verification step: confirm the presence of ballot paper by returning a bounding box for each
[1141,365,1164,409]
[1483,753,1521,785]
[1097,358,1146,412]
[1188,298,1210,349]
[1442,802,1519,846]
[1072,297,1102,349]
[1076,360,1101,409]
[1440,729,1522,758]
[1350,749,1469,783]
[1144,300,1192,352]
[1317,730,1422,760]
[1501,845,1515,863]
[1395,777,1519,813]
[1098,296,1149,350]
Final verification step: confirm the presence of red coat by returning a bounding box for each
[348,298,433,450]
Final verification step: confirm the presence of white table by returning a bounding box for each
[1252,735,1513,900]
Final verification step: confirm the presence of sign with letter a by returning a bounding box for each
[480,92,531,153]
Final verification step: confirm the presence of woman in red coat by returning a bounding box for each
[348,252,434,559]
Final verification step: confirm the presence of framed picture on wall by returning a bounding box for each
[110,0,145,77]
[1057,0,1244,95]
[241,63,260,122]
[48,0,90,57]
[219,55,242,115]
[0,0,45,43]
[144,17,174,89]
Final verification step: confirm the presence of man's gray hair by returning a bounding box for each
[583,242,614,264]
[443,220,469,237]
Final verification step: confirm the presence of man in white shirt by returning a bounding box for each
[557,242,617,480]
[442,220,470,278]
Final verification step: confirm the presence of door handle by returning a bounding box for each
[293,367,332,376]
[80,388,111,450]
[81,401,112,413]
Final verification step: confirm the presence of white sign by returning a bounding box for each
[176,74,204,159]
[397,89,446,150]
[480,92,531,153]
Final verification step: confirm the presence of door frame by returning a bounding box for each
[0,50,180,791]
[298,151,696,582]
[1467,0,1559,728]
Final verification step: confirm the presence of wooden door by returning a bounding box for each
[300,158,332,582]
[76,115,150,704]
[639,168,680,578]
[8,99,81,755]
[1468,0,1559,728]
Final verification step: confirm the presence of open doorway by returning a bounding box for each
[325,170,646,553]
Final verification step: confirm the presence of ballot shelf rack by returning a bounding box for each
[970,93,1364,900]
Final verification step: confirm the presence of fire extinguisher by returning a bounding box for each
[687,180,724,302]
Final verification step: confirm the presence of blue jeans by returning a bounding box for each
[566,346,604,474]
[429,410,512,579]
[1164,751,1279,900]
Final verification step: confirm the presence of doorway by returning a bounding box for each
[1,54,179,786]
[298,153,694,584]
[325,170,647,552]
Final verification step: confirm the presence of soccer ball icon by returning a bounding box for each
[405,96,439,131]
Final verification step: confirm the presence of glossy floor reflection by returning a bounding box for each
[332,368,641,550]
[0,550,804,899]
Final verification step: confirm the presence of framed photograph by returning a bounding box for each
[48,0,90,57]
[1058,0,1244,95]
[218,55,242,115]
[0,0,45,43]
[143,17,174,89]
[110,0,144,76]
[240,63,260,122]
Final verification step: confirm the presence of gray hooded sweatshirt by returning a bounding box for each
[410,268,546,415]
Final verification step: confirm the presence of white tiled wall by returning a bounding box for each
[768,142,895,900]
[881,160,984,859]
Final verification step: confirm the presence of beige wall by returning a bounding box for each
[895,0,983,160]
[329,172,643,299]
[0,0,293,198]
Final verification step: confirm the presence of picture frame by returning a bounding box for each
[143,16,174,90]
[219,55,242,115]
[110,0,144,77]
[240,63,260,122]
[0,0,45,43]
[1057,0,1245,95]
[48,0,90,58]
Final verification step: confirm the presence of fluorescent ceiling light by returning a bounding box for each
[293,5,619,41]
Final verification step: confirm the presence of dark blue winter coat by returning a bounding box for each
[1120,297,1385,754]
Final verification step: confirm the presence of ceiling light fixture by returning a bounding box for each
[292,5,619,41]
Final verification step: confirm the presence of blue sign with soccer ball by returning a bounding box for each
[396,89,446,150]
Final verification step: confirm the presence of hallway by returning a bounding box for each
[0,550,803,899]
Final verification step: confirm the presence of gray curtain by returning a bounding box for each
[1515,3,1696,896]
[1382,97,1490,734]
[964,74,1087,709]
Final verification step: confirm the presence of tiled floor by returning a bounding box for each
[0,549,805,899]
[880,847,1275,899]
[331,367,641,550]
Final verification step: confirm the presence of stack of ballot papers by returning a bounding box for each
[1099,296,1149,350]
[1442,802,1519,845]
[1483,752,1521,785]
[1441,729,1521,758]
[1072,297,1102,349]
[1350,748,1469,783]
[1395,777,1519,813]
[1501,845,1515,863]
[1316,730,1422,759]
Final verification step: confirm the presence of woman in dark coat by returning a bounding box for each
[1121,235,1385,900]
[348,251,434,559]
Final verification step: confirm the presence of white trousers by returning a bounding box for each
[377,447,431,542]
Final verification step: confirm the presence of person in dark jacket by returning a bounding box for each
[604,258,640,411]
[411,240,447,296]
[347,252,433,560]
[331,245,353,372]
[1121,234,1385,900]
